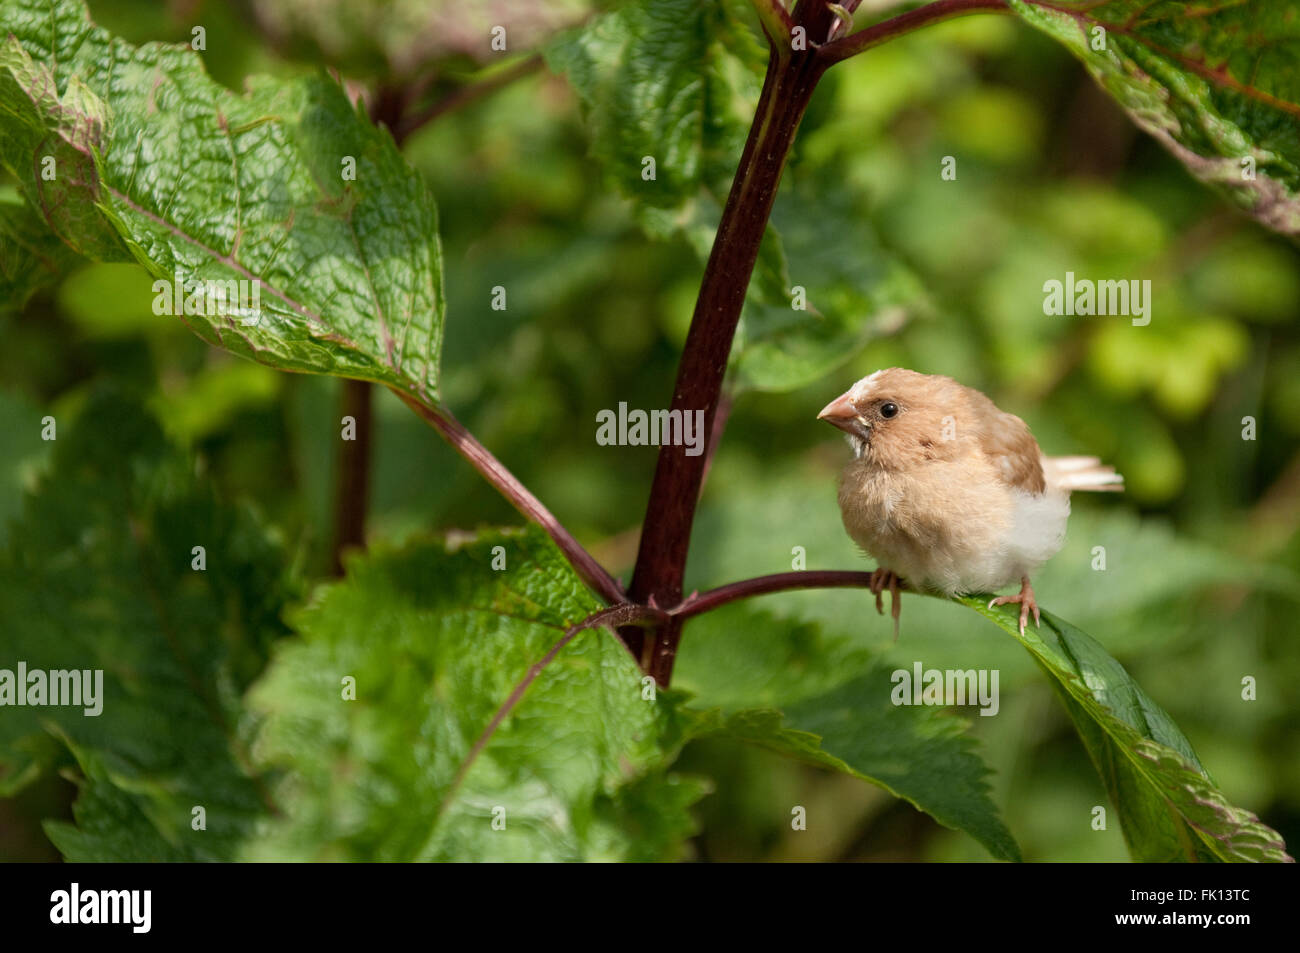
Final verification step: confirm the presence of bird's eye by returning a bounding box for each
[880,401,899,419]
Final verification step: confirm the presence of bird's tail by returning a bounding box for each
[1045,455,1124,493]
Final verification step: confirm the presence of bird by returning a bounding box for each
[818,368,1123,636]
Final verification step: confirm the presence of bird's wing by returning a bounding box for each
[968,393,1046,494]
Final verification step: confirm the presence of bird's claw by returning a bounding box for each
[868,568,888,614]
[867,567,903,639]
[988,577,1041,636]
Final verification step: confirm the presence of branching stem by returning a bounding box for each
[819,0,1010,63]
[393,0,1013,682]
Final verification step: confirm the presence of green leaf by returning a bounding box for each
[547,0,792,336]
[0,189,86,311]
[545,0,764,212]
[734,181,924,392]
[0,39,126,261]
[673,604,1022,862]
[1010,0,1300,236]
[0,0,445,402]
[246,528,706,861]
[965,597,1292,862]
[0,389,295,860]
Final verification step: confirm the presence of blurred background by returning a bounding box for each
[2,0,1297,861]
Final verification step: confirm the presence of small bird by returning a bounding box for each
[819,368,1122,635]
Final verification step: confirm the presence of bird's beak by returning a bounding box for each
[818,391,870,440]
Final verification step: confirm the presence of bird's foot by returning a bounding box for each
[868,567,902,641]
[867,568,896,614]
[988,576,1041,636]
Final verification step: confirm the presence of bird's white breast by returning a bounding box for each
[1002,487,1070,582]
[838,458,1069,595]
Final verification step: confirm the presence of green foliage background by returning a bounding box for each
[1,0,1298,861]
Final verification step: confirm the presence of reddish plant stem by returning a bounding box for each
[670,570,906,620]
[395,54,544,142]
[749,0,796,48]
[796,0,852,43]
[395,390,625,605]
[624,37,831,685]
[819,0,1010,63]
[331,378,374,575]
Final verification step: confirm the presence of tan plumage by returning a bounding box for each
[819,368,1123,634]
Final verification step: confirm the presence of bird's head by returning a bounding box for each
[818,368,964,467]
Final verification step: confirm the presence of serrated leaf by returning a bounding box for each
[547,0,787,337]
[0,39,125,261]
[673,604,1021,862]
[965,596,1292,862]
[246,528,705,861]
[0,0,445,402]
[1010,0,1300,236]
[545,0,764,210]
[0,389,295,860]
